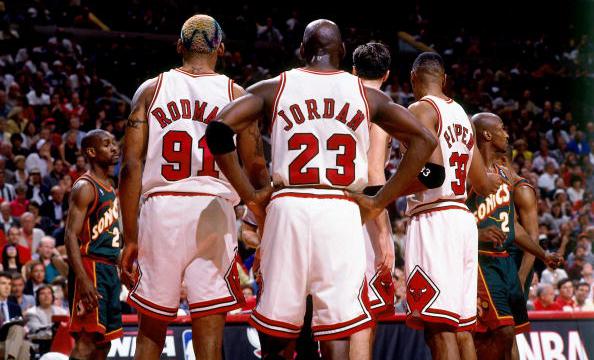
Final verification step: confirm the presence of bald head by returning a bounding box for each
[471,112,503,136]
[301,19,344,65]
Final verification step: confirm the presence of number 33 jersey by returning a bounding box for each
[406,95,475,216]
[141,69,239,204]
[270,68,370,192]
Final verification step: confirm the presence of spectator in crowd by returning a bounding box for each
[24,261,46,296]
[240,284,256,311]
[0,201,18,234]
[567,244,594,268]
[574,282,594,311]
[50,276,68,311]
[0,169,16,202]
[534,283,563,311]
[42,159,64,190]
[9,274,34,312]
[540,261,569,286]
[12,155,28,185]
[24,285,67,341]
[68,155,87,182]
[25,168,48,205]
[40,185,67,229]
[25,140,53,178]
[555,278,576,311]
[5,227,30,264]
[1,245,21,274]
[36,236,67,283]
[0,272,30,359]
[538,163,560,199]
[59,130,80,168]
[567,177,585,205]
[20,212,44,254]
[27,202,53,235]
[581,263,594,298]
[9,184,29,218]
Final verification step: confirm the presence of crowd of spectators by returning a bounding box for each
[0,0,591,356]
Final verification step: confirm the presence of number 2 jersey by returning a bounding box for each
[270,68,370,191]
[142,69,239,204]
[466,166,515,253]
[75,172,121,262]
[406,95,475,216]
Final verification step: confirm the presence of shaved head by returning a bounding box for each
[301,19,344,65]
[81,129,112,155]
[471,112,503,136]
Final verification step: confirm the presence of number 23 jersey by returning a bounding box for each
[406,95,475,216]
[141,69,239,204]
[270,68,370,192]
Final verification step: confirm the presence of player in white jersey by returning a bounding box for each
[119,15,269,360]
[404,52,501,360]
[206,20,437,359]
[352,42,396,350]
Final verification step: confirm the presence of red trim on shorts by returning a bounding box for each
[478,250,510,257]
[97,328,123,344]
[146,73,163,119]
[82,255,117,266]
[420,98,442,137]
[313,317,374,341]
[406,311,460,330]
[271,192,355,203]
[249,310,301,339]
[297,68,345,75]
[146,191,218,198]
[69,258,103,335]
[189,302,242,318]
[457,316,477,332]
[368,271,395,318]
[514,321,531,334]
[127,293,177,322]
[270,72,286,129]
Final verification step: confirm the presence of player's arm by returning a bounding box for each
[467,124,502,196]
[64,180,101,310]
[514,217,562,268]
[514,183,539,286]
[399,101,446,195]
[206,79,278,220]
[366,124,394,275]
[234,84,270,191]
[118,79,154,289]
[356,88,437,220]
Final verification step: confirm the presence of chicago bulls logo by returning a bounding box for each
[406,265,439,317]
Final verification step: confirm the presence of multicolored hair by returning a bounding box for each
[180,14,223,54]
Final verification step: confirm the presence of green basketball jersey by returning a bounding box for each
[466,166,515,252]
[75,172,121,262]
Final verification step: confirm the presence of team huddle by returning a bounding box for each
[63,14,563,360]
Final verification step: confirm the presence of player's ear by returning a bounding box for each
[442,74,447,88]
[352,67,357,76]
[85,148,96,159]
[299,42,305,60]
[340,42,346,60]
[383,70,390,83]
[217,42,225,57]
[176,39,184,56]
[483,130,492,142]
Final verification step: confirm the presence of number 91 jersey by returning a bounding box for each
[406,95,475,216]
[141,69,240,205]
[270,68,370,191]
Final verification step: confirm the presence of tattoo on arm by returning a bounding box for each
[127,118,147,129]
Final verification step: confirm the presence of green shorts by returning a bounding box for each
[477,252,530,334]
[68,257,123,343]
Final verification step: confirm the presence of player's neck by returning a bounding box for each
[180,57,217,75]
[417,85,446,100]
[89,165,110,184]
[305,55,340,72]
[479,144,497,169]
[361,79,383,90]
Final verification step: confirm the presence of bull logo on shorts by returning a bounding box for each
[406,265,439,316]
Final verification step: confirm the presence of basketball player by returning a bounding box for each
[469,113,562,360]
[400,52,501,360]
[65,130,122,359]
[352,42,395,350]
[119,15,269,360]
[206,19,437,359]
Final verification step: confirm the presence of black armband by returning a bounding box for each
[417,162,445,189]
[363,185,382,196]
[205,121,236,155]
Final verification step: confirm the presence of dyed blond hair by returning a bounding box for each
[180,14,223,54]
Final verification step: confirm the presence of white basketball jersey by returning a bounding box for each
[141,68,239,204]
[270,68,370,191]
[406,95,474,216]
